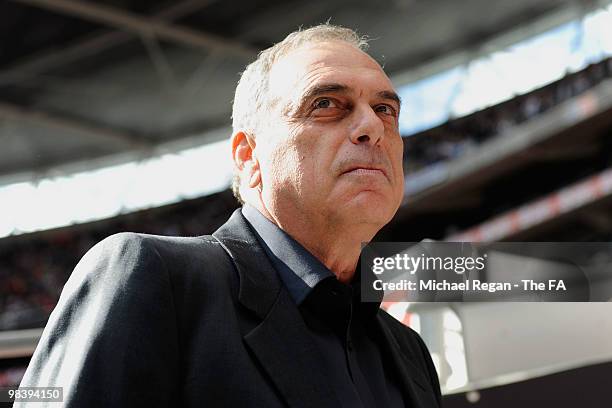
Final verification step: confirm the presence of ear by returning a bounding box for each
[231,131,261,189]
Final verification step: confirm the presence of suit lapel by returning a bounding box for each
[213,210,340,408]
[374,314,440,408]
[244,288,341,408]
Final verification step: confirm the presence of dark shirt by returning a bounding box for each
[242,205,405,408]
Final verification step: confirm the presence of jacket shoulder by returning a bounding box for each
[378,308,443,404]
[92,231,221,258]
[81,231,227,277]
[82,231,236,299]
[378,308,425,354]
[18,232,187,406]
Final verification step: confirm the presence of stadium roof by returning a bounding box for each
[1,0,609,180]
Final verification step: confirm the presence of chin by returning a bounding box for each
[341,191,398,225]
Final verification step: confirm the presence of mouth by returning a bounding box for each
[342,165,389,180]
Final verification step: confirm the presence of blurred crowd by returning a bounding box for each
[1,57,612,332]
[403,57,612,173]
[0,365,26,387]
[0,192,237,331]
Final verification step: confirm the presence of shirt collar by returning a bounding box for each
[242,204,333,304]
[241,204,383,320]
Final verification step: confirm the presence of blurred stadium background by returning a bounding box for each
[1,0,612,406]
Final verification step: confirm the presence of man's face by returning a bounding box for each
[255,41,404,229]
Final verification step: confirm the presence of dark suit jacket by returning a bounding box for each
[18,210,442,407]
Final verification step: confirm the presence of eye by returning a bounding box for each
[313,98,338,110]
[375,104,397,116]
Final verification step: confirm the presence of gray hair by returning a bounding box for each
[231,23,369,204]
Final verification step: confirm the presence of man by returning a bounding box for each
[18,24,441,407]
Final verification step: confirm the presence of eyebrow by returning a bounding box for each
[297,83,350,110]
[377,90,402,108]
[294,82,402,113]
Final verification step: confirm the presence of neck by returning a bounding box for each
[251,200,377,284]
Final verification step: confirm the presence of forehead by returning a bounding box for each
[267,41,394,102]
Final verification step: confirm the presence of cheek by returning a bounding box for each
[299,137,341,192]
[394,145,405,181]
[262,124,340,197]
[386,134,405,198]
[267,144,300,186]
[264,139,312,196]
[291,127,333,179]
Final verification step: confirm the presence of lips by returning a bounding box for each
[341,164,389,181]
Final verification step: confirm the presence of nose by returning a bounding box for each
[348,103,385,146]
